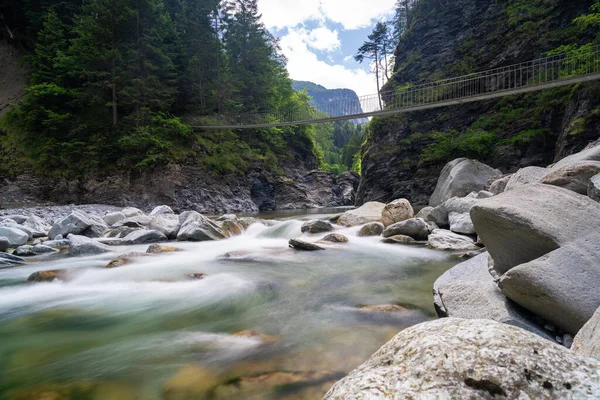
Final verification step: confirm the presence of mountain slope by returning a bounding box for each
[292,80,368,123]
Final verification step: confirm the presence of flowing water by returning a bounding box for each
[0,210,458,400]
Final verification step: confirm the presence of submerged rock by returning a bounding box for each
[471,184,600,276]
[289,239,325,251]
[427,229,478,251]
[499,235,600,335]
[337,202,385,227]
[319,233,349,243]
[105,252,151,269]
[301,220,334,234]
[324,318,600,399]
[231,329,279,344]
[429,158,502,206]
[381,198,414,227]
[146,244,182,254]
[357,222,384,237]
[28,269,69,282]
[359,304,408,312]
[381,235,421,245]
[186,273,208,280]
[572,307,600,360]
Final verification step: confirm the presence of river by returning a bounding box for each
[0,209,458,399]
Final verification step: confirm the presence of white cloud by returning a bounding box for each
[280,29,376,97]
[296,27,340,52]
[258,0,396,30]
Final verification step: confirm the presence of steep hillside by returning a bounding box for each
[0,42,28,117]
[292,80,368,123]
[357,0,600,205]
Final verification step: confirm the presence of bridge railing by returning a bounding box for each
[196,45,600,129]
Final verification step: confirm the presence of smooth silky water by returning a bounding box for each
[0,210,458,399]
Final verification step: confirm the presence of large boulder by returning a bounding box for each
[572,307,600,360]
[433,253,550,338]
[0,236,9,252]
[149,205,174,216]
[589,173,600,202]
[489,175,511,195]
[121,229,168,245]
[499,235,600,335]
[103,212,126,226]
[337,202,385,227]
[0,220,33,240]
[504,166,549,191]
[301,220,334,234]
[382,218,429,240]
[448,212,475,234]
[324,318,600,399]
[427,196,478,227]
[541,161,600,194]
[415,206,434,220]
[289,239,325,251]
[381,199,414,227]
[429,158,502,207]
[121,207,145,218]
[553,145,600,169]
[68,234,111,257]
[49,211,108,240]
[0,227,28,247]
[176,211,227,241]
[471,184,600,276]
[427,229,478,251]
[149,214,181,239]
[0,252,25,267]
[23,216,51,237]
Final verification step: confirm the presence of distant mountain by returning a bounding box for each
[292,81,368,124]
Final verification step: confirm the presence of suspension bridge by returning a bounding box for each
[194,46,600,130]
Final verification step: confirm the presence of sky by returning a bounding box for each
[257,0,397,97]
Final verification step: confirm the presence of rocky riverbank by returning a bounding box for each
[324,144,600,398]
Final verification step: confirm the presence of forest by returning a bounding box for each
[0,0,364,177]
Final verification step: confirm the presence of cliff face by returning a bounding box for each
[292,80,368,123]
[357,0,600,205]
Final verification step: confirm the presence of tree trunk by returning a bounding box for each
[375,50,382,110]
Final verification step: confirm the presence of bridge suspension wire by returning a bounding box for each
[193,45,600,130]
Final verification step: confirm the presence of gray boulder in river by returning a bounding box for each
[300,220,333,234]
[0,227,29,247]
[121,229,168,245]
[49,211,108,240]
[429,158,502,207]
[176,211,227,241]
[433,252,550,339]
[553,144,600,169]
[324,318,600,399]
[380,198,413,227]
[499,234,600,335]
[504,166,549,191]
[337,202,385,227]
[471,184,600,277]
[68,234,111,256]
[382,218,429,240]
[572,307,600,360]
[541,161,600,195]
[427,229,478,251]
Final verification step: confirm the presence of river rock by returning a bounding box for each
[23,216,50,237]
[31,244,57,255]
[103,211,126,226]
[177,211,227,242]
[381,199,414,227]
[489,175,511,195]
[42,239,70,248]
[221,220,243,236]
[429,158,502,207]
[105,252,152,269]
[589,173,600,202]
[149,214,180,239]
[237,217,278,229]
[0,227,28,247]
[14,245,35,256]
[572,307,600,360]
[476,190,493,199]
[337,202,385,227]
[68,234,111,257]
[0,236,9,252]
[504,166,549,191]
[357,222,384,237]
[146,244,182,254]
[0,220,34,240]
[499,235,600,335]
[121,207,145,218]
[1,215,28,224]
[382,218,429,240]
[289,239,325,251]
[323,318,600,400]
[121,229,168,245]
[471,184,600,276]
[301,220,334,234]
[381,235,421,245]
[553,144,600,169]
[415,206,433,220]
[319,233,349,243]
[104,226,137,239]
[427,196,478,227]
[0,252,25,266]
[49,211,108,240]
[28,269,69,282]
[114,215,152,228]
[448,212,475,234]
[433,253,550,338]
[216,213,237,221]
[540,161,600,195]
[428,229,478,251]
[149,205,174,216]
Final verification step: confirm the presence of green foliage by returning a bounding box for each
[420,129,496,164]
